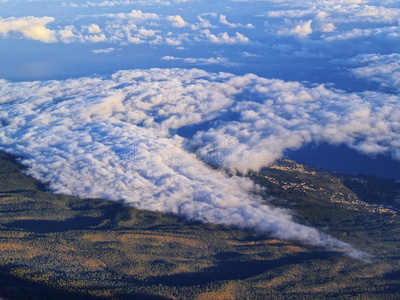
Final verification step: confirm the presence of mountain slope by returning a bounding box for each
[0,152,399,299]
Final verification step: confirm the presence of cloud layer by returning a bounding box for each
[1,68,399,259]
[0,10,253,47]
[189,75,400,173]
[2,0,399,74]
[348,53,400,92]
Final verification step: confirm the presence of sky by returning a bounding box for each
[0,0,399,87]
[0,0,399,258]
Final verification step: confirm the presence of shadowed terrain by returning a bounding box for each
[0,152,399,299]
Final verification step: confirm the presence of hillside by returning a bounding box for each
[0,152,399,299]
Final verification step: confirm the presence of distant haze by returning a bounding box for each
[287,143,400,179]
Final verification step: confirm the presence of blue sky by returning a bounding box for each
[1,0,399,90]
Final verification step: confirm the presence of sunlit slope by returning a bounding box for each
[0,152,399,299]
[249,159,400,259]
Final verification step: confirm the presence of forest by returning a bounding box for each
[0,151,399,299]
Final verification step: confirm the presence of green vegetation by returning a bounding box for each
[0,152,399,299]
[249,159,400,257]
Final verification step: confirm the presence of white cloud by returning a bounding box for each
[58,25,82,43]
[201,29,250,44]
[348,53,400,92]
[137,27,158,37]
[240,52,261,57]
[167,15,188,28]
[4,0,398,54]
[85,24,102,34]
[232,0,363,4]
[84,25,107,42]
[319,22,336,33]
[288,20,313,37]
[162,56,177,60]
[261,0,400,56]
[92,47,115,53]
[0,10,242,47]
[185,73,400,175]
[64,0,176,7]
[219,14,254,29]
[85,34,107,42]
[191,13,218,30]
[0,68,384,259]
[165,33,188,46]
[0,16,57,43]
[105,9,160,23]
[323,26,400,41]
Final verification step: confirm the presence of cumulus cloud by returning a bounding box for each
[2,0,399,59]
[265,1,400,25]
[0,12,160,45]
[289,20,313,37]
[319,22,336,33]
[1,68,398,259]
[167,15,188,28]
[277,20,313,37]
[201,29,250,44]
[262,0,400,58]
[348,53,400,92]
[193,13,219,29]
[219,14,255,29]
[188,74,400,172]
[0,9,252,47]
[85,24,102,34]
[109,9,160,22]
[0,16,57,43]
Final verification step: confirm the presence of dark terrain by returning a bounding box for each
[0,152,399,299]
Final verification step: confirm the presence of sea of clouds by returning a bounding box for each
[1,68,399,259]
